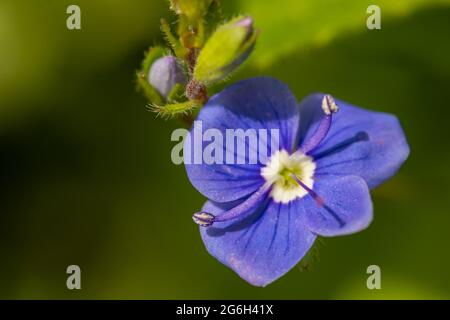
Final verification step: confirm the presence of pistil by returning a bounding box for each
[290,174,324,207]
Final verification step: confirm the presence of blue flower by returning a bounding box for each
[185,77,409,287]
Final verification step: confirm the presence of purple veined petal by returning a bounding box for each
[200,198,316,287]
[297,94,410,188]
[299,175,373,237]
[185,77,300,203]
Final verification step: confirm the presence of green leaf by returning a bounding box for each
[233,0,449,68]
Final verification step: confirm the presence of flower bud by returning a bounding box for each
[169,0,212,21]
[148,56,187,99]
[194,16,258,84]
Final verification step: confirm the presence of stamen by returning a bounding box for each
[300,94,339,155]
[193,212,215,227]
[192,183,271,227]
[322,94,339,115]
[290,174,324,207]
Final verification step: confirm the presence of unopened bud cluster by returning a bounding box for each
[136,0,258,120]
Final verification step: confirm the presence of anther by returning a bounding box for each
[193,212,215,227]
[321,94,339,115]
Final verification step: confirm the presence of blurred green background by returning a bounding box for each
[1,0,450,299]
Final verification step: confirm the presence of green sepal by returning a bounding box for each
[136,71,163,106]
[149,100,200,119]
[142,46,166,74]
[136,46,167,105]
[203,0,224,37]
[166,83,185,103]
[169,0,213,21]
[194,15,258,84]
[160,19,187,58]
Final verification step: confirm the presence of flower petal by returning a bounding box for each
[298,94,410,188]
[301,175,373,237]
[185,77,300,202]
[200,198,316,287]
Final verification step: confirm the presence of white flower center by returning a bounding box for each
[261,150,316,204]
